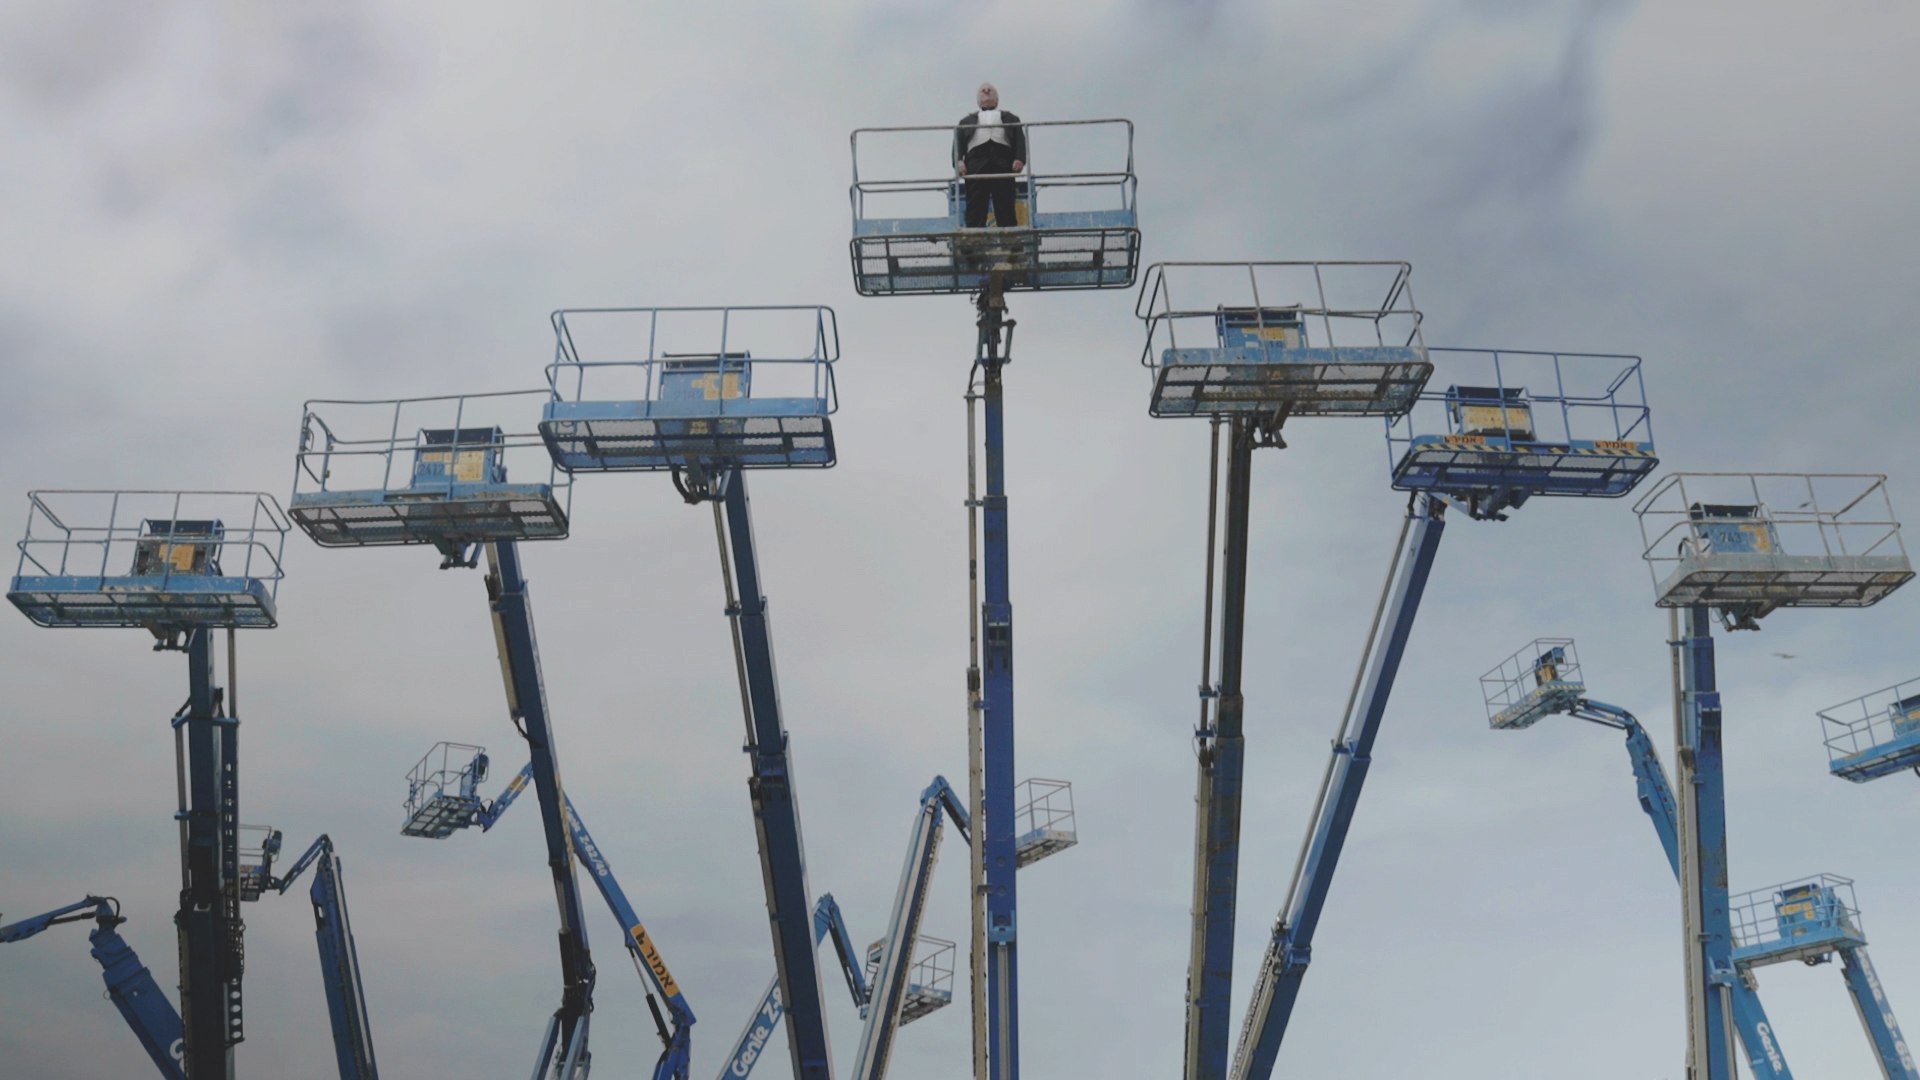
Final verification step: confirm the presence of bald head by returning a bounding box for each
[977,83,999,110]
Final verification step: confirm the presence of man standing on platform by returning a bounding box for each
[955,83,1026,228]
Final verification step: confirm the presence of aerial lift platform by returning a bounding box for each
[289,392,597,1080]
[1632,472,1912,1080]
[537,305,842,1080]
[850,117,1124,1080]
[1820,675,1920,782]
[848,119,1138,297]
[1133,262,1434,1080]
[7,489,289,1080]
[1730,876,1918,1080]
[1181,342,1659,1080]
[1481,638,1795,1078]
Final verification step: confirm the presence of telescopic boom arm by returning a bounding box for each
[485,539,598,1080]
[0,897,187,1080]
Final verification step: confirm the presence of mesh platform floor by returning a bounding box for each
[1151,351,1431,418]
[541,415,833,471]
[289,487,567,547]
[1653,554,1913,610]
[851,227,1138,296]
[9,575,278,630]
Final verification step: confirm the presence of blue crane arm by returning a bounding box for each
[850,775,969,1080]
[560,795,696,1080]
[1566,701,1793,1079]
[486,539,597,1079]
[718,894,871,1080]
[309,840,380,1080]
[1231,494,1447,1080]
[260,836,381,1080]
[1570,700,1682,874]
[478,764,535,831]
[816,894,871,1006]
[2,897,187,1080]
[716,471,834,1080]
[1839,948,1920,1080]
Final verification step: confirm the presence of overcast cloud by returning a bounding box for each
[3,2,1919,1078]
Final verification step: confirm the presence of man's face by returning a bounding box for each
[978,85,998,110]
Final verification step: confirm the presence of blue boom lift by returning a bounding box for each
[243,831,380,1080]
[1134,262,1434,1080]
[0,897,187,1079]
[1481,638,1794,1078]
[7,489,290,1080]
[1820,675,1920,783]
[291,391,596,1079]
[718,893,872,1080]
[850,776,969,1080]
[402,746,694,1080]
[848,119,1136,1080]
[1132,325,1662,1080]
[1632,473,1913,1080]
[1729,875,1918,1080]
[539,305,842,1080]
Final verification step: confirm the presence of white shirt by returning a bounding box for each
[967,108,1008,151]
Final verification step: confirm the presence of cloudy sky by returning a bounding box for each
[3,1,1919,1078]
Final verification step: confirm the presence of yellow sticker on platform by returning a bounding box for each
[1593,440,1639,451]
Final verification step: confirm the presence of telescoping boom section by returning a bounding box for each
[1226,348,1659,1080]
[720,895,872,1080]
[1480,638,1796,1080]
[0,897,186,1080]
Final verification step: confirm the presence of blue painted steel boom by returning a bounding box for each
[0,897,186,1079]
[561,796,697,1080]
[719,896,872,1080]
[470,761,696,1080]
[852,776,971,1080]
[268,836,379,1080]
[699,468,837,1080]
[1838,948,1919,1080]
[485,540,598,1080]
[1184,417,1265,1080]
[974,290,1020,1080]
[1556,699,1793,1079]
[1677,606,1739,1080]
[1231,493,1446,1079]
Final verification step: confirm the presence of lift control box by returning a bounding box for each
[1447,386,1534,441]
[660,354,752,403]
[132,519,224,577]
[1687,503,1780,556]
[1216,307,1304,351]
[411,428,506,488]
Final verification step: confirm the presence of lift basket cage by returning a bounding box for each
[403,742,490,839]
[1481,638,1586,730]
[1387,349,1657,509]
[543,306,839,472]
[850,119,1139,296]
[9,490,289,632]
[1632,473,1911,616]
[1820,676,1920,783]
[1136,262,1431,419]
[1014,778,1077,868]
[291,391,568,550]
[1730,874,1867,968]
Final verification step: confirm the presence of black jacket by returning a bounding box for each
[955,110,1026,165]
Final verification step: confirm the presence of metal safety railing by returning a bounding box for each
[1136,261,1425,366]
[1480,637,1586,730]
[850,118,1136,231]
[545,306,838,415]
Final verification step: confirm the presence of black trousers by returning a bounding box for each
[963,143,1018,228]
